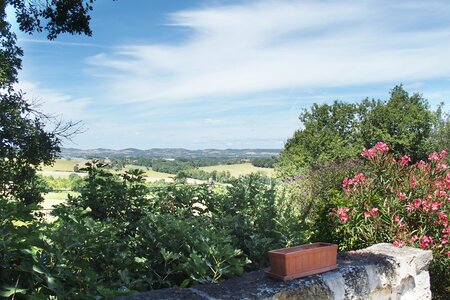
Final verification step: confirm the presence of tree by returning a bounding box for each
[277,101,367,177]
[277,86,441,177]
[427,105,450,154]
[361,86,435,162]
[1,1,102,206]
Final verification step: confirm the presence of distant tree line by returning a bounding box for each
[175,169,232,183]
[250,156,279,168]
[108,157,246,173]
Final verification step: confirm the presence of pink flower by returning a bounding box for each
[398,192,407,200]
[394,214,400,223]
[406,203,414,211]
[430,149,449,162]
[342,177,349,188]
[410,176,418,188]
[374,142,390,153]
[411,235,419,242]
[400,155,411,166]
[420,236,433,249]
[393,240,405,247]
[339,214,349,223]
[361,142,390,158]
[437,212,448,221]
[337,207,350,214]
[361,148,375,158]
[434,190,447,198]
[364,211,371,218]
[437,163,448,171]
[422,200,431,212]
[413,198,422,209]
[432,201,441,211]
[444,174,450,185]
[416,160,427,168]
[428,151,440,161]
[371,208,379,215]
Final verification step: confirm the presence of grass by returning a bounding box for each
[41,161,273,181]
[42,191,79,210]
[124,165,172,179]
[41,158,84,172]
[200,163,275,177]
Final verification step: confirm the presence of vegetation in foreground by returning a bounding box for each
[1,169,309,298]
[1,2,449,297]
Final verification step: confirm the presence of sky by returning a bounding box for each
[7,0,450,149]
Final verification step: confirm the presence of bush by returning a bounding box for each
[324,142,449,298]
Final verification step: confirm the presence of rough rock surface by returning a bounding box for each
[117,243,432,300]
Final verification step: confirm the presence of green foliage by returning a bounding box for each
[176,168,232,183]
[277,100,364,176]
[3,167,308,298]
[361,86,435,161]
[0,92,60,205]
[428,107,450,153]
[44,173,83,192]
[278,85,441,177]
[250,156,279,168]
[321,143,449,298]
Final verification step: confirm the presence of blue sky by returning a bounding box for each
[8,0,450,149]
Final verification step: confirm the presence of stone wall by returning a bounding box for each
[117,243,433,300]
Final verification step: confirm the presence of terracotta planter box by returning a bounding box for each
[266,242,338,280]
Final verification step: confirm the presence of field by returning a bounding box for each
[41,158,84,172]
[200,163,275,177]
[41,191,79,211]
[125,165,172,179]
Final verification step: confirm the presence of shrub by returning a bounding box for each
[325,142,449,298]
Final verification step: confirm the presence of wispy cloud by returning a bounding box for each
[86,0,450,104]
[16,81,92,121]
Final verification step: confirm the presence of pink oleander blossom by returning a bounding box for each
[339,214,349,223]
[420,236,433,249]
[342,177,349,188]
[437,163,448,171]
[428,152,441,161]
[444,174,450,185]
[374,142,389,152]
[400,155,411,166]
[393,240,405,247]
[416,160,427,168]
[410,176,418,188]
[432,201,442,211]
[398,192,407,200]
[361,142,389,158]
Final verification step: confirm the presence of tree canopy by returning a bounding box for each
[277,85,443,177]
[1,0,100,204]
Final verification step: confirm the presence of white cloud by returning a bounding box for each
[85,0,450,104]
[15,81,91,121]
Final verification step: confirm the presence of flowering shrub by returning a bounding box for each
[328,142,449,298]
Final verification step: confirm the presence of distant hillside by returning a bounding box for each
[61,148,281,159]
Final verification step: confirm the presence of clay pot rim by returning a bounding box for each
[268,242,337,256]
